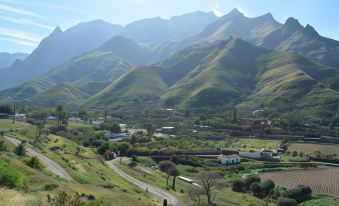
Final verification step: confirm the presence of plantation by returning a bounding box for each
[260,167,339,196]
[288,143,339,157]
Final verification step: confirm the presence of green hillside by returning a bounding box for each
[0,50,133,107]
[86,38,339,124]
[261,18,339,68]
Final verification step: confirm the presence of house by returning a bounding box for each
[239,118,272,130]
[219,154,241,165]
[46,116,57,120]
[119,124,128,133]
[15,114,26,121]
[106,132,129,141]
[239,149,280,162]
[68,116,77,121]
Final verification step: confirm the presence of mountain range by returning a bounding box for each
[1,8,339,124]
[0,52,28,69]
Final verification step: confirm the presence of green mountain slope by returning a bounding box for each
[0,50,132,106]
[84,40,226,108]
[85,38,339,124]
[261,18,339,68]
[30,83,90,107]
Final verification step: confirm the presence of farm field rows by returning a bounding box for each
[288,143,339,156]
[260,167,339,196]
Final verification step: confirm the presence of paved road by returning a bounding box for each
[5,136,74,181]
[107,159,182,206]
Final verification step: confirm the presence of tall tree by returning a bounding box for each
[109,123,121,133]
[55,105,64,125]
[159,161,176,186]
[103,109,108,122]
[12,104,16,124]
[197,171,217,204]
[169,168,180,190]
[144,123,155,138]
[129,135,137,165]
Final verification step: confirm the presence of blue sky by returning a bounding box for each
[0,0,338,53]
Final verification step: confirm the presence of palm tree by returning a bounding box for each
[170,168,180,191]
[129,135,137,165]
[55,105,64,125]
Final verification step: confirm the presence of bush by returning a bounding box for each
[232,179,246,192]
[283,185,312,203]
[260,179,275,196]
[24,156,42,169]
[277,197,298,206]
[250,182,262,196]
[49,125,67,134]
[245,176,261,189]
[44,184,59,191]
[0,159,27,188]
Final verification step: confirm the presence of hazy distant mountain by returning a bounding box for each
[121,11,217,46]
[0,52,28,69]
[85,38,339,124]
[0,20,123,90]
[178,9,339,68]
[261,17,339,67]
[99,36,153,65]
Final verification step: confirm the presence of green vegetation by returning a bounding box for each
[0,159,27,188]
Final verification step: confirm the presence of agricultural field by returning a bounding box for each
[288,143,339,156]
[144,136,280,152]
[260,167,339,196]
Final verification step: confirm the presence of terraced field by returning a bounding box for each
[260,167,339,196]
[288,143,339,156]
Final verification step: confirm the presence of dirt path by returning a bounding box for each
[5,136,74,181]
[107,159,183,206]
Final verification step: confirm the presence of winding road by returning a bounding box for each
[5,136,74,181]
[106,159,182,206]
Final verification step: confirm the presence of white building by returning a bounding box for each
[15,114,26,121]
[219,154,241,165]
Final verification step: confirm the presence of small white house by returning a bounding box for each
[15,114,26,121]
[46,116,57,120]
[219,154,241,165]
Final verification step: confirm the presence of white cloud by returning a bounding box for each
[0,27,41,44]
[0,3,41,17]
[213,4,225,17]
[0,36,36,46]
[2,16,53,30]
[236,7,247,16]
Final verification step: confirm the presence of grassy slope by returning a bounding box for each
[0,51,132,107]
[116,158,270,206]
[0,119,156,206]
[84,38,339,123]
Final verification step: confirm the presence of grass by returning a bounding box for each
[299,195,339,206]
[0,188,46,206]
[116,157,271,206]
[0,119,157,205]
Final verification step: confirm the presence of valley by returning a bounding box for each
[1,3,339,206]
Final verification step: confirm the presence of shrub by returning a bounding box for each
[250,182,262,196]
[232,179,246,192]
[277,197,298,206]
[0,159,27,188]
[260,179,275,196]
[283,185,312,203]
[44,184,59,191]
[245,176,261,189]
[24,156,42,169]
